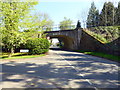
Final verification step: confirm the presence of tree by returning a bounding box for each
[32,12,53,37]
[99,2,115,26]
[31,12,53,31]
[76,20,81,28]
[86,2,99,28]
[59,17,75,30]
[0,0,38,57]
[116,2,120,25]
[22,12,54,38]
[77,10,88,28]
[95,10,100,26]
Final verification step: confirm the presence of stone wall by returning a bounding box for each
[79,30,120,56]
[45,28,119,56]
[45,29,82,50]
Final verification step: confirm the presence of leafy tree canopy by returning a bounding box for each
[0,0,38,57]
[59,17,75,30]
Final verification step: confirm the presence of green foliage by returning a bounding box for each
[0,0,38,56]
[84,29,108,43]
[85,26,120,43]
[75,50,120,62]
[59,17,75,30]
[86,1,120,27]
[2,31,26,49]
[100,2,115,26]
[86,2,99,27]
[22,12,54,39]
[33,13,54,31]
[87,2,99,27]
[26,38,50,55]
[116,2,120,25]
[93,34,108,43]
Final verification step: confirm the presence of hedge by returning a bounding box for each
[26,38,50,55]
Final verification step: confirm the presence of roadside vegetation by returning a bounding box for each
[0,0,51,59]
[0,52,45,60]
[84,26,120,44]
[0,1,120,60]
[75,50,120,62]
[84,1,120,43]
[80,1,120,60]
[25,38,50,55]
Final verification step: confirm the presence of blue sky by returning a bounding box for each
[32,0,119,27]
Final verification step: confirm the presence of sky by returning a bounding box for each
[31,0,119,28]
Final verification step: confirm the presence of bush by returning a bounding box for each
[26,38,50,55]
[86,26,120,43]
[91,26,120,43]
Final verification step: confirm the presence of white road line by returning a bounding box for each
[56,51,98,90]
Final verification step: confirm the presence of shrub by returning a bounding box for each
[26,38,50,55]
[85,26,120,43]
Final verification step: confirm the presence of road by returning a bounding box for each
[0,50,120,89]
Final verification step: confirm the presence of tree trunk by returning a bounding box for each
[8,47,14,58]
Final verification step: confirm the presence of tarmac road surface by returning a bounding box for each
[0,50,119,89]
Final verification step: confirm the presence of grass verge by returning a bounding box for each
[0,52,45,60]
[75,50,120,62]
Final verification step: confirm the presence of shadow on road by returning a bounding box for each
[1,61,93,88]
[1,52,120,88]
[58,52,119,88]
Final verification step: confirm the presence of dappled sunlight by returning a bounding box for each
[89,79,119,88]
[1,73,58,88]
[1,50,119,88]
[27,65,38,68]
[78,73,92,76]
[4,63,16,66]
[56,50,119,88]
[27,71,36,73]
[1,61,93,88]
[68,79,93,88]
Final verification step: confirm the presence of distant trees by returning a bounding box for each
[99,2,115,26]
[76,20,81,28]
[31,13,53,31]
[116,2,120,25]
[59,17,75,30]
[23,12,53,38]
[86,2,99,27]
[86,1,120,28]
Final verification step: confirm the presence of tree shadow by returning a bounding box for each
[57,52,119,88]
[1,61,93,88]
[1,51,119,88]
[59,53,120,65]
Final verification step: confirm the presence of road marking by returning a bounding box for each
[56,51,98,90]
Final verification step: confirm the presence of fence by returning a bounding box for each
[42,23,77,31]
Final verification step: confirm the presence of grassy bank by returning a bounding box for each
[0,52,45,60]
[75,50,120,62]
[84,26,120,43]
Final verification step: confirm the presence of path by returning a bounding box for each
[0,50,119,89]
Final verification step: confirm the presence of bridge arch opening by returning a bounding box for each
[50,38,60,49]
[49,35,74,50]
